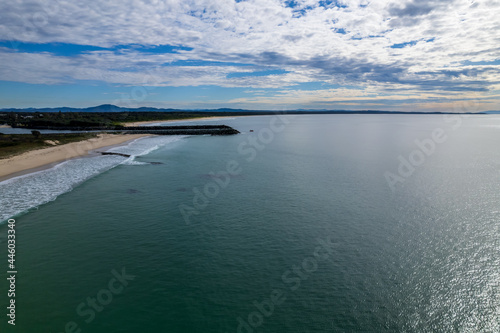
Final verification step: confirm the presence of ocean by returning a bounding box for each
[1,114,499,332]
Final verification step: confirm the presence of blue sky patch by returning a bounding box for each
[227,69,289,78]
[0,41,193,56]
[319,0,348,9]
[116,44,193,54]
[284,1,315,17]
[164,60,253,67]
[463,59,500,66]
[0,41,107,56]
[390,40,418,48]
[390,38,434,49]
[0,81,251,109]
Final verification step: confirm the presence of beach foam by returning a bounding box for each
[0,135,184,222]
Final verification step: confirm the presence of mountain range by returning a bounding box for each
[0,104,496,114]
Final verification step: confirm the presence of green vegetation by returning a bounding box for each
[0,111,242,158]
[0,111,227,128]
[0,133,100,159]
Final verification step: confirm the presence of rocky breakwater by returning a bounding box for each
[120,125,240,135]
[14,125,240,136]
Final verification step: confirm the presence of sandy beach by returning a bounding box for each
[0,133,149,180]
[122,116,237,127]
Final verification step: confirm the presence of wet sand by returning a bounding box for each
[0,134,149,181]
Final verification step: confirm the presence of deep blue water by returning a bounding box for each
[1,115,499,332]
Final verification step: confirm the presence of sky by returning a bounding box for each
[0,0,499,111]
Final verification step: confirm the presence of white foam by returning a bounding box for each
[106,135,183,156]
[0,135,185,223]
[121,159,149,166]
[120,155,149,166]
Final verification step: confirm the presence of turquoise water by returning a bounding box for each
[1,115,500,332]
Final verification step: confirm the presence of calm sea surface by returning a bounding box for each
[1,115,499,332]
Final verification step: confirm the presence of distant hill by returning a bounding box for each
[0,104,490,114]
[0,104,171,113]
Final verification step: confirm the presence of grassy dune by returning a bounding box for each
[0,133,100,159]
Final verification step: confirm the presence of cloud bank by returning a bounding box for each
[0,0,499,110]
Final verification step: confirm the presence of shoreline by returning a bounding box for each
[0,134,150,182]
[122,116,238,127]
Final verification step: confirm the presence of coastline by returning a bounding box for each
[0,133,150,182]
[122,116,238,127]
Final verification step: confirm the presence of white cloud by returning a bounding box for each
[0,0,499,110]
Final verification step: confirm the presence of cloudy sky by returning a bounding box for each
[0,0,499,111]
